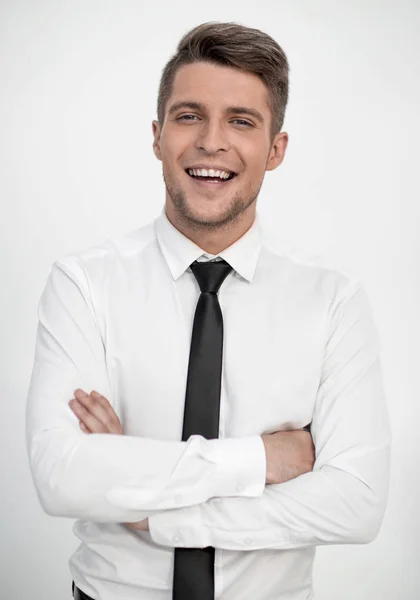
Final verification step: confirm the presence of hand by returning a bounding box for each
[261,428,315,485]
[69,388,148,532]
[69,389,124,434]
[124,520,150,532]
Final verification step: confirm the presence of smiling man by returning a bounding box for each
[26,21,391,600]
[152,60,287,254]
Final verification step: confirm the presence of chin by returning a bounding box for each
[167,180,249,226]
[189,195,233,213]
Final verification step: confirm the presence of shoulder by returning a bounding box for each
[51,220,157,286]
[260,232,363,308]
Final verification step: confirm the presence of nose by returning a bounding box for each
[195,120,230,154]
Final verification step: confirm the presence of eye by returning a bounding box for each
[176,115,253,127]
[232,119,253,127]
[177,114,199,121]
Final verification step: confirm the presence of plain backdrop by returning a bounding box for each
[1,1,418,598]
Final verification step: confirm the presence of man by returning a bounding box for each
[26,21,391,600]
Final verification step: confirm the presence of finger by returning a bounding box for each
[70,397,107,433]
[74,389,118,432]
[90,390,122,427]
[73,389,122,434]
[89,390,123,433]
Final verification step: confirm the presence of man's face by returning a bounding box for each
[152,61,288,231]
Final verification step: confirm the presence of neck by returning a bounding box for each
[164,202,256,255]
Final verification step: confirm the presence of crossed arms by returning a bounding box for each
[25,258,392,551]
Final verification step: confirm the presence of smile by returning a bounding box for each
[185,168,238,188]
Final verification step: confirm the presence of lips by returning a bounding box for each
[186,166,237,176]
[185,169,236,180]
[184,168,238,189]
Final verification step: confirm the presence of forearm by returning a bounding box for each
[148,443,390,550]
[28,428,266,522]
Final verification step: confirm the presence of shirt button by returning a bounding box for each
[236,484,244,492]
[173,533,180,543]
[245,538,252,545]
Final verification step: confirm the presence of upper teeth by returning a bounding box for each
[188,168,232,179]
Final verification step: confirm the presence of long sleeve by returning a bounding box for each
[25,259,266,523]
[148,282,392,550]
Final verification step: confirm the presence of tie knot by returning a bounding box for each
[190,259,233,294]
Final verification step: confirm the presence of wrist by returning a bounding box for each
[261,435,274,484]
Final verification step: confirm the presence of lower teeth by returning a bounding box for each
[198,178,224,182]
[190,175,232,182]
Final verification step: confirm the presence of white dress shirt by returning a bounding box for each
[26,207,391,600]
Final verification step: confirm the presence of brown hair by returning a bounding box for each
[156,22,289,144]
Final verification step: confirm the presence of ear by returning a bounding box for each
[152,120,162,161]
[266,131,288,172]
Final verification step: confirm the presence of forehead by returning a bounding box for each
[170,62,270,112]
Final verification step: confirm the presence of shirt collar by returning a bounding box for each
[155,205,262,282]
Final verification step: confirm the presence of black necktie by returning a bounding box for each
[172,258,233,600]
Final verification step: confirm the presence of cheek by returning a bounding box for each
[244,157,267,179]
[239,139,269,171]
[161,129,192,157]
[161,145,185,172]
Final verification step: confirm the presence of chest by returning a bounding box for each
[103,272,326,439]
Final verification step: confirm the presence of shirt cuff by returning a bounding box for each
[207,434,266,499]
[148,503,209,548]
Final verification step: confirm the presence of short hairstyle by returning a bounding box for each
[156,21,289,143]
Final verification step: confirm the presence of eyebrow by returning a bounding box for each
[167,101,265,124]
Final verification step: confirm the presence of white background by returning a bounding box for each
[1,1,418,598]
